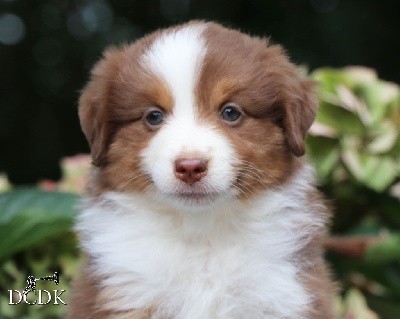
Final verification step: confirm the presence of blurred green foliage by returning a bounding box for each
[307,67,400,319]
[309,67,400,192]
[0,189,78,261]
[308,67,400,235]
[0,233,80,319]
[0,159,84,318]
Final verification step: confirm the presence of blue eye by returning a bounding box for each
[145,109,164,127]
[220,103,242,123]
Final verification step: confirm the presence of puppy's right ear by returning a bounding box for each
[79,83,108,166]
[79,50,119,167]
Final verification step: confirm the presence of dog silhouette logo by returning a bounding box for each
[8,271,66,305]
[23,271,59,295]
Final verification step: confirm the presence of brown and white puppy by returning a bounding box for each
[67,21,335,319]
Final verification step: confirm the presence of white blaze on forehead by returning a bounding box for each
[139,24,238,204]
[141,24,206,119]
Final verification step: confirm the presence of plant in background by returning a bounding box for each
[308,66,400,192]
[0,156,89,318]
[307,66,400,319]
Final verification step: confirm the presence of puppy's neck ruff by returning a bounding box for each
[76,165,323,319]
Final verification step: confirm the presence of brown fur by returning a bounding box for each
[69,21,334,318]
[197,23,311,196]
[297,189,337,318]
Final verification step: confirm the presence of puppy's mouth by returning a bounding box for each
[177,191,217,199]
[169,190,221,205]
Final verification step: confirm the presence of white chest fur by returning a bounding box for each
[76,167,323,319]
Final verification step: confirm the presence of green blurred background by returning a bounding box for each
[0,0,399,318]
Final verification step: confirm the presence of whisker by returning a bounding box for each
[236,160,283,186]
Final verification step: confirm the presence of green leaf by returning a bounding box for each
[367,121,399,154]
[0,189,79,261]
[341,142,397,191]
[363,158,398,191]
[306,136,340,181]
[312,68,348,94]
[316,102,365,135]
[358,81,400,124]
[343,67,378,85]
[365,234,400,265]
[312,67,377,94]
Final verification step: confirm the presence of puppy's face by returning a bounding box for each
[79,22,317,208]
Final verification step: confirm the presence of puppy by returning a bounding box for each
[67,21,335,319]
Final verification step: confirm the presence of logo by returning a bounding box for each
[8,271,67,305]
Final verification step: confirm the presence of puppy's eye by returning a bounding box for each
[220,103,243,123]
[144,108,164,128]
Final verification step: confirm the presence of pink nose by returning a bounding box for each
[174,158,208,185]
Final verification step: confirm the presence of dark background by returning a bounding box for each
[1,0,399,184]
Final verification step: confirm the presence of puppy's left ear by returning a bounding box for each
[283,80,318,157]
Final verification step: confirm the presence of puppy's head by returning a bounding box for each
[79,22,317,208]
